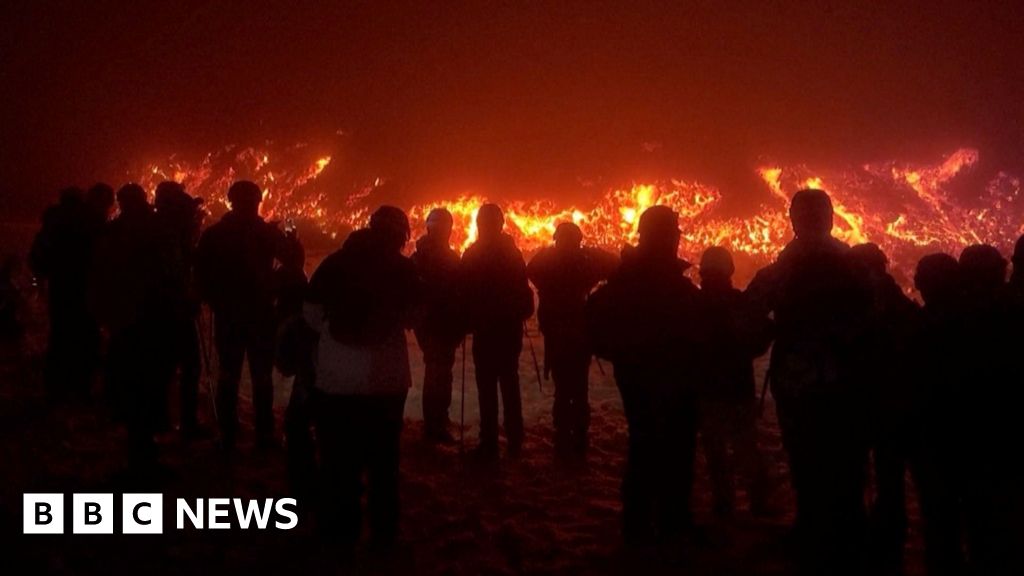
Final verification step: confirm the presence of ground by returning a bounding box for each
[0,224,925,575]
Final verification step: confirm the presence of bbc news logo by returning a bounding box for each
[24,494,298,534]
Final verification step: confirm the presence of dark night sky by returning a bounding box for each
[2,0,1023,217]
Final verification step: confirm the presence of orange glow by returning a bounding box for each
[135,146,1022,285]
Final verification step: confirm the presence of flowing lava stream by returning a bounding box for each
[135,146,1023,287]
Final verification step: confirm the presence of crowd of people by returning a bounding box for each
[21,179,1024,574]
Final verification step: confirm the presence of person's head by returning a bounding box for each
[476,204,504,241]
[369,205,411,253]
[155,181,186,213]
[959,244,1007,293]
[116,183,150,217]
[637,205,680,259]
[849,243,888,277]
[699,246,735,287]
[915,253,961,307]
[86,183,115,219]
[553,222,583,251]
[425,208,454,243]
[789,189,834,240]
[227,180,262,215]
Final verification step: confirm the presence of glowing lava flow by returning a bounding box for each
[134,146,1023,286]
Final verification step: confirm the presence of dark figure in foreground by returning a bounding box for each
[848,242,919,567]
[92,184,181,473]
[459,204,534,459]
[911,253,968,576]
[527,222,615,457]
[196,181,287,449]
[306,206,419,549]
[696,246,774,518]
[412,208,463,444]
[273,227,315,501]
[588,205,707,544]
[154,181,206,439]
[746,189,871,575]
[956,244,1017,575]
[29,187,104,401]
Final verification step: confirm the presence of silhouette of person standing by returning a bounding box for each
[527,222,616,457]
[696,246,774,518]
[154,181,206,440]
[412,208,463,444]
[92,184,181,474]
[587,206,707,544]
[847,242,919,567]
[196,181,288,449]
[305,206,419,550]
[30,187,102,402]
[459,204,534,459]
[911,253,968,576]
[956,244,1016,574]
[746,189,871,574]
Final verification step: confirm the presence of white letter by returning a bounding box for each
[208,498,230,529]
[275,498,298,530]
[232,499,273,530]
[176,498,203,529]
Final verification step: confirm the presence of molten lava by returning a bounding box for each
[136,146,1023,287]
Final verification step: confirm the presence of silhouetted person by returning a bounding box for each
[696,246,774,518]
[746,189,871,574]
[459,204,534,459]
[273,228,316,502]
[587,206,707,544]
[305,206,419,550]
[29,187,101,401]
[92,184,182,474]
[847,242,919,567]
[196,180,288,449]
[154,181,206,440]
[411,208,463,444]
[911,253,968,576]
[1011,235,1024,296]
[527,222,616,457]
[86,182,115,230]
[957,244,1016,574]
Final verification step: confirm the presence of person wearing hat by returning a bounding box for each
[696,246,775,519]
[304,205,420,550]
[196,180,289,450]
[411,208,464,444]
[586,205,708,544]
[527,222,616,458]
[745,189,872,574]
[459,203,534,459]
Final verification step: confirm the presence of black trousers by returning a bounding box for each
[419,336,457,434]
[160,316,201,432]
[107,321,169,469]
[613,363,697,541]
[472,328,523,450]
[546,335,590,452]
[45,302,99,401]
[314,391,408,547]
[214,312,275,445]
[775,392,867,575]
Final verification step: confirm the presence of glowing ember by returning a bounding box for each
[133,146,1023,286]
